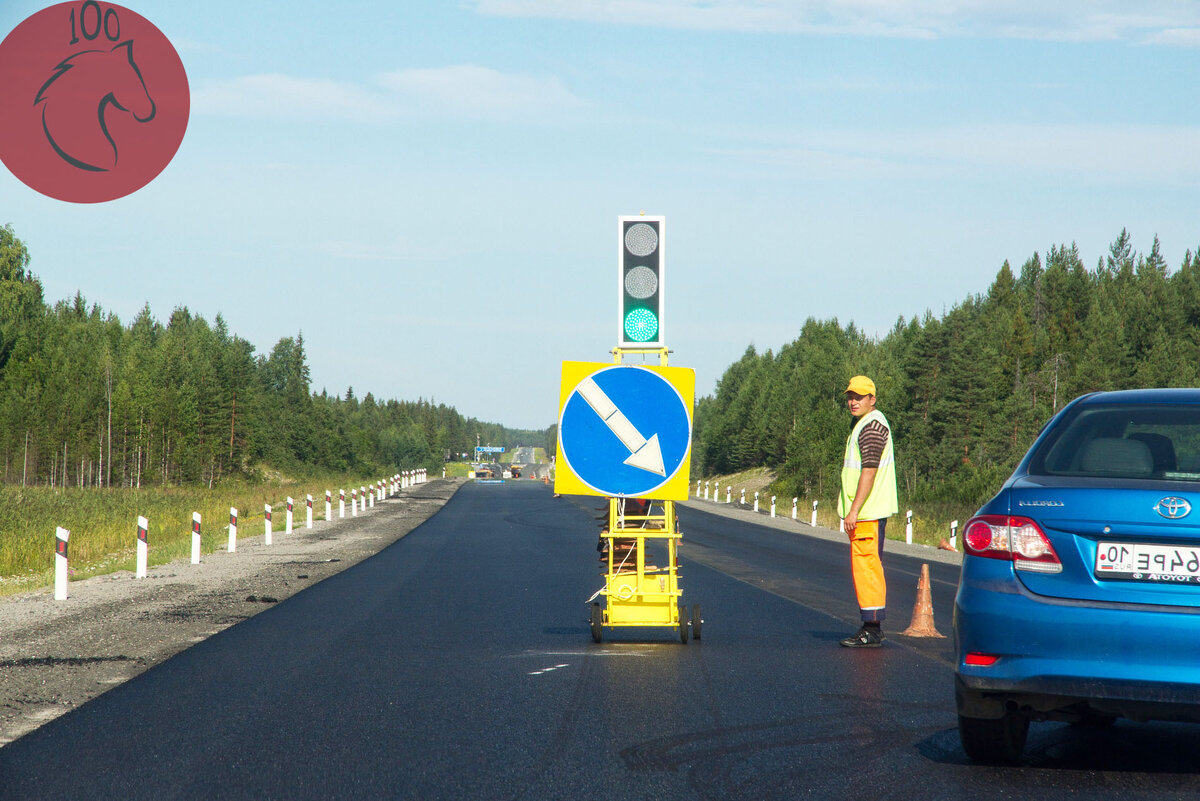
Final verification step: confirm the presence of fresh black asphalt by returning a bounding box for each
[3,481,1200,800]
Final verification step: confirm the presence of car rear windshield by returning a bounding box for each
[1031,404,1200,481]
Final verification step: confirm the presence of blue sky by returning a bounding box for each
[3,1,1200,431]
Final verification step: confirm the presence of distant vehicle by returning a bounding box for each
[474,465,495,479]
[955,389,1200,762]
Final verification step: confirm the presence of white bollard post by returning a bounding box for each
[951,519,959,551]
[906,510,913,545]
[754,491,760,513]
[229,507,238,552]
[286,497,294,535]
[369,487,375,509]
[264,504,273,545]
[704,481,709,500]
[352,488,358,516]
[740,489,746,505]
[442,468,446,479]
[792,497,798,520]
[339,489,345,519]
[726,487,731,504]
[811,500,818,527]
[305,494,312,529]
[696,480,701,497]
[55,527,69,601]
[770,496,776,518]
[325,490,332,521]
[136,515,148,578]
[362,486,368,509]
[191,512,202,565]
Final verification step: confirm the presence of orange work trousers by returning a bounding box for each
[850,518,886,623]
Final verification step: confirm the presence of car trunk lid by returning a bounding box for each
[1008,476,1200,607]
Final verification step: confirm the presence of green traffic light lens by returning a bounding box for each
[624,308,659,342]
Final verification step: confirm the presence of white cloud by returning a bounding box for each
[716,124,1200,182]
[377,65,583,119]
[1145,26,1200,46]
[471,0,1200,44]
[193,66,584,122]
[192,73,394,121]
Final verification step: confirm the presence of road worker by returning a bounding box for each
[838,375,898,648]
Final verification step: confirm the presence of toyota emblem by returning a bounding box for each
[1154,497,1192,519]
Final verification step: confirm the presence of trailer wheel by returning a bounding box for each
[678,604,690,644]
[691,604,702,640]
[590,603,603,643]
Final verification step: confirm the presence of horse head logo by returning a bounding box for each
[34,39,156,172]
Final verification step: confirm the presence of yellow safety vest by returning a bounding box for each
[838,409,898,521]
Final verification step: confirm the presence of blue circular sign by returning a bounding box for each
[559,365,691,497]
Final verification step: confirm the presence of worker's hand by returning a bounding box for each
[843,512,858,538]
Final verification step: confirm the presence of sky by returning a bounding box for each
[2,0,1199,431]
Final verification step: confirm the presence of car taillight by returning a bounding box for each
[964,652,1000,667]
[962,514,1062,573]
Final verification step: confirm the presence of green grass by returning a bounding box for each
[441,462,473,478]
[803,497,976,549]
[0,474,404,596]
[699,468,976,550]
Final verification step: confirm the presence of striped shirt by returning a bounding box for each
[857,420,889,469]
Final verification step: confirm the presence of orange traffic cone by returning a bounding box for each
[901,563,944,638]
[938,538,957,552]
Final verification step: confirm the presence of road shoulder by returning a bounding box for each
[0,478,462,747]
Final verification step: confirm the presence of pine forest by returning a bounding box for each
[694,230,1200,514]
[0,224,546,489]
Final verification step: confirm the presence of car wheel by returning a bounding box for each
[958,711,1029,763]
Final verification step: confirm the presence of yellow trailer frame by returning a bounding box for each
[591,496,699,643]
[585,345,700,642]
[586,344,700,643]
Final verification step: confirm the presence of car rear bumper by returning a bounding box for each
[954,559,1200,720]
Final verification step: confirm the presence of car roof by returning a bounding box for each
[1076,388,1200,406]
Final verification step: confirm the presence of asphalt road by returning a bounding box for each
[2,481,1200,800]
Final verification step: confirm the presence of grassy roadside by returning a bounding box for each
[0,473,410,597]
[694,467,977,550]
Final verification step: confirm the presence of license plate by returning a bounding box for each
[1096,541,1200,584]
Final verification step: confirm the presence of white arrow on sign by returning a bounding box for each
[577,375,666,476]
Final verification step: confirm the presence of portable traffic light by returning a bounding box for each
[618,215,665,347]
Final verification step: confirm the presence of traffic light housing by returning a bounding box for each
[618,215,664,347]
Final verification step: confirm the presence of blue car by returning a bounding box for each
[954,388,1200,762]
